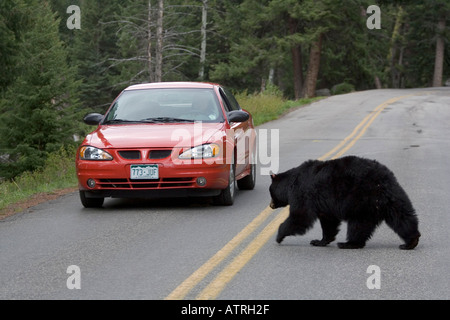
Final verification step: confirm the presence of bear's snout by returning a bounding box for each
[269,199,276,209]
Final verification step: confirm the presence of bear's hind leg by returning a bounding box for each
[338,220,377,249]
[310,215,341,247]
[385,212,421,250]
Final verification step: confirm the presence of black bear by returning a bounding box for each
[269,156,421,249]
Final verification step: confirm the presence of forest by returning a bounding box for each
[0,0,449,179]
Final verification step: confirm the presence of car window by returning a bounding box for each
[104,88,224,123]
[220,87,241,111]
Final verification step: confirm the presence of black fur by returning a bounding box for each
[270,156,421,249]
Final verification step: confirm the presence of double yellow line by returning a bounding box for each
[165,92,424,300]
[318,94,414,161]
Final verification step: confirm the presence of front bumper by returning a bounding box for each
[81,188,222,199]
[76,153,230,199]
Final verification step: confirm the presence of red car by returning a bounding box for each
[76,82,256,207]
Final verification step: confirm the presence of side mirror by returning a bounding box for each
[83,113,104,125]
[228,110,249,123]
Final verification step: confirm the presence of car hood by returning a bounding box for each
[85,122,226,149]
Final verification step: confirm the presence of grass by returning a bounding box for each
[0,89,324,215]
[235,87,323,126]
[0,147,78,214]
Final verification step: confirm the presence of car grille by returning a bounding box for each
[118,150,141,159]
[117,149,172,160]
[149,150,171,159]
[98,177,195,189]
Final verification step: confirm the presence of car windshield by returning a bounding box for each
[103,88,224,124]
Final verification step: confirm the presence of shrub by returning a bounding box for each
[331,82,355,95]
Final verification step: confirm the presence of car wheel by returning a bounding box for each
[79,190,104,208]
[237,154,256,190]
[213,161,236,206]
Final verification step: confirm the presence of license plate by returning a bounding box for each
[130,165,159,179]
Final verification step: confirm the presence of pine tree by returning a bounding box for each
[209,0,288,92]
[0,0,80,179]
[396,1,449,87]
[68,0,123,112]
[0,0,21,93]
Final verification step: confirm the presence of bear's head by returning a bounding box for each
[269,173,288,209]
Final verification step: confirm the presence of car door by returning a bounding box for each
[219,87,252,177]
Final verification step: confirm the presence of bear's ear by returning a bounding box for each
[270,171,276,180]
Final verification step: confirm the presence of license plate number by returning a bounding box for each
[130,165,159,179]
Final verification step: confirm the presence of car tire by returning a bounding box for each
[79,190,104,208]
[213,161,236,206]
[237,154,256,190]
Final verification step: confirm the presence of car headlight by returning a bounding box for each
[179,144,220,159]
[79,146,113,160]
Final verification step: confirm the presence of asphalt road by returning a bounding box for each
[1,87,449,301]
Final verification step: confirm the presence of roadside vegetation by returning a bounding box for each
[235,85,322,126]
[0,147,78,215]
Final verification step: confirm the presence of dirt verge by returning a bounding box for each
[0,187,77,221]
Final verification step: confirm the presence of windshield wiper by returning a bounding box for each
[141,117,195,123]
[103,119,142,124]
[103,117,195,124]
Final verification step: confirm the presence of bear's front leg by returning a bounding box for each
[276,217,306,243]
[276,207,316,244]
[276,220,290,243]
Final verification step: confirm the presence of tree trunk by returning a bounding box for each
[268,68,274,86]
[147,0,154,82]
[374,76,382,89]
[289,17,303,100]
[432,15,445,87]
[398,45,405,87]
[303,33,322,98]
[155,0,164,82]
[198,0,207,80]
[389,6,404,88]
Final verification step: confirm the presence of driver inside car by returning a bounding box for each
[186,93,218,121]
